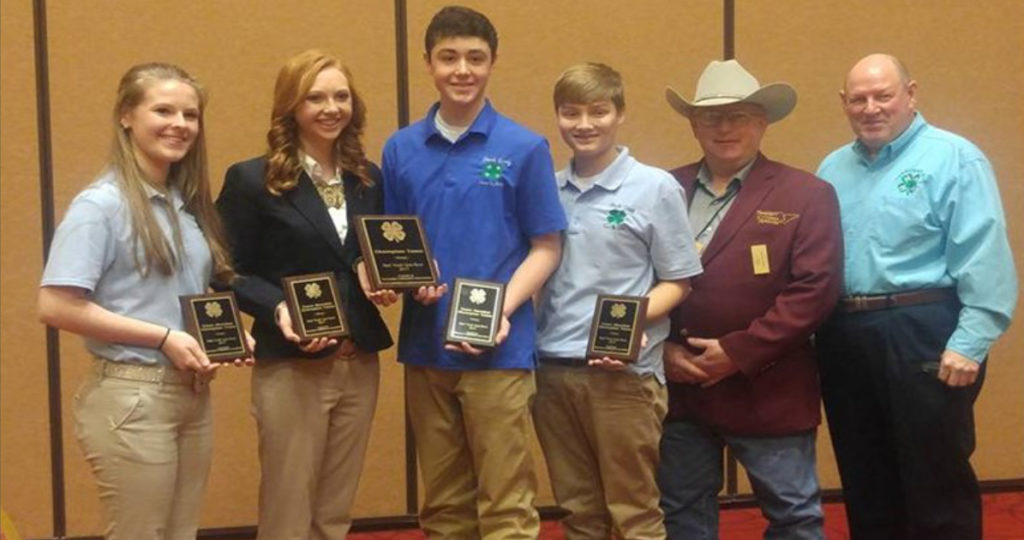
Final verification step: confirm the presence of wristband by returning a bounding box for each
[157,327,171,351]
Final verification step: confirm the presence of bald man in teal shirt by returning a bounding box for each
[816,53,1017,540]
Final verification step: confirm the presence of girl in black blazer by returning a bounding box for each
[216,50,392,540]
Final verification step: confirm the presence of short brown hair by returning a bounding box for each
[553,62,625,112]
[425,6,498,58]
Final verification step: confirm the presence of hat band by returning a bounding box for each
[693,93,748,104]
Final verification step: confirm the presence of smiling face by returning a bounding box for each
[557,99,624,172]
[426,36,493,118]
[120,78,200,181]
[689,103,768,175]
[842,55,917,155]
[294,67,352,153]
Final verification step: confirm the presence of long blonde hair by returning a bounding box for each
[110,62,234,284]
[265,50,372,194]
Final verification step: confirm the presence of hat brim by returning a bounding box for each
[666,82,797,124]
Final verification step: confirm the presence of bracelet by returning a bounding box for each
[157,327,171,351]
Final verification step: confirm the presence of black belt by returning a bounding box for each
[539,357,589,368]
[838,287,957,313]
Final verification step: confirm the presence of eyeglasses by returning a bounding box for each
[693,110,763,128]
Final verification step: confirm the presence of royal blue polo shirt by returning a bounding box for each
[382,101,567,370]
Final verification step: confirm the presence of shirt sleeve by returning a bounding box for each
[648,175,703,281]
[515,138,567,237]
[41,196,116,292]
[941,155,1018,361]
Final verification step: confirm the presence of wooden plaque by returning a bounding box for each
[281,272,349,340]
[444,278,505,348]
[179,291,250,362]
[355,215,438,290]
[585,294,648,363]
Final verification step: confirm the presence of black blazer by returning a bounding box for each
[216,156,392,359]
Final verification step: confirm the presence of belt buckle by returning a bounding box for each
[853,295,869,312]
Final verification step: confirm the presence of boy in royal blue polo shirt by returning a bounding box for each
[533,63,702,539]
[380,6,566,539]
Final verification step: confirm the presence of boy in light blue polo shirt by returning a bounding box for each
[380,6,566,539]
[534,62,702,539]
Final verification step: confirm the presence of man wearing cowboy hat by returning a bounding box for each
[815,54,1017,540]
[656,59,844,539]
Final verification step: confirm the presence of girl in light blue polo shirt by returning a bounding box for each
[39,63,246,539]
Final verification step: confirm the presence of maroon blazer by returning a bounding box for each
[666,154,843,436]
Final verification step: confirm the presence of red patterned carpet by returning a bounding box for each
[347,492,1024,539]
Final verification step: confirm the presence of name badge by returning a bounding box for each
[751,244,770,275]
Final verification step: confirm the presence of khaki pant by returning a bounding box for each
[73,370,212,540]
[405,365,540,540]
[533,365,668,540]
[251,352,380,540]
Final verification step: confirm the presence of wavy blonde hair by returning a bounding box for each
[265,50,372,194]
[110,62,234,284]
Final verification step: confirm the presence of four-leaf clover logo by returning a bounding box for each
[606,209,627,226]
[469,288,488,305]
[304,282,322,299]
[482,161,504,180]
[382,221,406,242]
[896,169,924,195]
[610,303,627,319]
[204,301,223,318]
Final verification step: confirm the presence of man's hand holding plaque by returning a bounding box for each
[586,294,648,365]
[355,215,439,291]
[444,278,507,353]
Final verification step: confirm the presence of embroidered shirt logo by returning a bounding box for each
[755,210,799,226]
[606,209,627,226]
[896,169,925,195]
[478,157,511,185]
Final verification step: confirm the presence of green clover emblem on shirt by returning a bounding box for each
[482,162,503,180]
[896,169,925,195]
[478,157,511,185]
[607,209,627,225]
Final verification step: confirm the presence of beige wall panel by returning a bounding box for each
[406,0,722,172]
[0,2,53,538]
[44,1,401,534]
[737,0,1024,489]
[403,0,722,506]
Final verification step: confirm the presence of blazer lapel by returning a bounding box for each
[700,155,776,265]
[285,172,346,263]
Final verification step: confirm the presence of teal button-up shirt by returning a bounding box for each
[817,114,1017,362]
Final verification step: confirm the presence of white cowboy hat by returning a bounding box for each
[666,59,797,123]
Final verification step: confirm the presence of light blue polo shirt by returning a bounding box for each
[41,172,213,366]
[536,147,703,382]
[817,114,1017,362]
[382,101,567,370]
